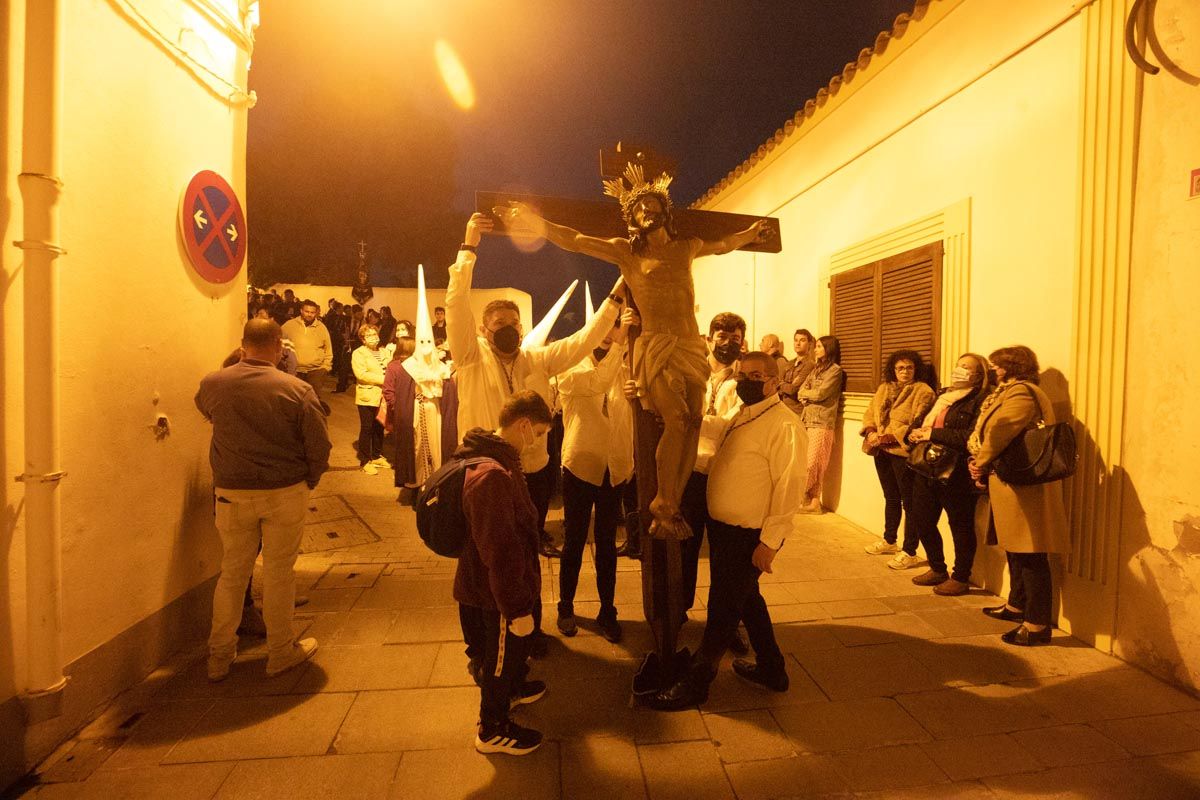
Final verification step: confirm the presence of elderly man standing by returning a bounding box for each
[196,319,331,681]
[282,299,334,414]
[659,351,804,707]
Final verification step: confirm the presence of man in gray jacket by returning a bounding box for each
[196,319,331,681]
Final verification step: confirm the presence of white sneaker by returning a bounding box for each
[266,638,318,677]
[887,552,923,570]
[361,463,379,475]
[865,540,898,555]
[369,457,391,468]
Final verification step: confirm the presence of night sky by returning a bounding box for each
[247,0,916,332]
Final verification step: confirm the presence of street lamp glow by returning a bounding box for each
[434,39,475,110]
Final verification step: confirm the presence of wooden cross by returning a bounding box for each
[476,145,782,705]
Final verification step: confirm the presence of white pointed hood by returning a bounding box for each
[522,279,578,350]
[584,281,595,325]
[403,264,451,396]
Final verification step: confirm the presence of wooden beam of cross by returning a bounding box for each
[475,191,782,254]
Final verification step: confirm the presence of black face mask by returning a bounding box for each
[492,325,521,355]
[735,378,767,406]
[712,340,741,366]
[592,346,610,363]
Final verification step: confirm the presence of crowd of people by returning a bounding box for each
[201,212,1070,757]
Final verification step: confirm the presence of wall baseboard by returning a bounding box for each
[0,575,217,792]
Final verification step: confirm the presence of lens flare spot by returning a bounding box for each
[435,39,475,110]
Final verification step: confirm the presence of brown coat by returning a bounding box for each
[972,381,1071,554]
[860,381,935,457]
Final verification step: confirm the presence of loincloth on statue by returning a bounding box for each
[633,331,709,401]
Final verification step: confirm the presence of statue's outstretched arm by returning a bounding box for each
[498,202,626,265]
[695,219,772,258]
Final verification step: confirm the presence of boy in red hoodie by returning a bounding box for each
[454,390,552,755]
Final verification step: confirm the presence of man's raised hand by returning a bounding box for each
[465,212,493,247]
[492,202,543,237]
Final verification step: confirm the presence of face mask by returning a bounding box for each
[364,334,380,347]
[951,366,976,388]
[492,324,521,355]
[735,378,766,406]
[592,346,610,363]
[712,340,741,366]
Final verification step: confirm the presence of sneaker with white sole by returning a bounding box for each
[475,720,543,756]
[509,680,546,709]
[887,552,923,570]
[265,637,318,676]
[369,457,391,468]
[865,540,898,555]
[361,463,378,475]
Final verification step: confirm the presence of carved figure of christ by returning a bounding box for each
[502,197,770,539]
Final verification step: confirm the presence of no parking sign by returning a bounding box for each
[179,170,246,283]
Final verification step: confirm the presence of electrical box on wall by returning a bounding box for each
[1190,168,1200,200]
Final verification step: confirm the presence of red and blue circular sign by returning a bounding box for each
[179,170,246,283]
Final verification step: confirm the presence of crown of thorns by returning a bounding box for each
[602,163,674,220]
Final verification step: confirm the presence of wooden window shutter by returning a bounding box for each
[831,263,879,393]
[830,241,942,393]
[879,242,942,383]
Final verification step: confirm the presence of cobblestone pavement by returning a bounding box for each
[15,392,1200,798]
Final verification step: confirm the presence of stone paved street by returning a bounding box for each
[14,393,1200,799]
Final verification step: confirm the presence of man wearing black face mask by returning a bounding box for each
[658,352,805,707]
[677,313,748,646]
[446,214,625,653]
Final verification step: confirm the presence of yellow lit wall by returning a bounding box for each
[1115,0,1200,691]
[2,0,251,782]
[697,0,1081,573]
[694,0,1200,693]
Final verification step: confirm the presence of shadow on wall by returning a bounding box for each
[1112,466,1200,693]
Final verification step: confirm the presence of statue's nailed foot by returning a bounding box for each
[649,499,692,541]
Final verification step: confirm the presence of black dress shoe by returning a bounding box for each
[728,628,750,656]
[732,658,789,692]
[982,604,1024,622]
[1001,624,1052,647]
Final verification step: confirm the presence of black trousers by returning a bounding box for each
[874,453,918,553]
[356,404,384,464]
[1007,551,1053,626]
[526,462,554,535]
[479,607,530,728]
[679,471,709,612]
[698,520,784,673]
[558,468,621,620]
[911,471,979,581]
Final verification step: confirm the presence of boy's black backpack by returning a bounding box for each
[415,456,493,557]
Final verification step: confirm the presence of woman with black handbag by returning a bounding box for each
[967,346,1071,647]
[905,354,993,595]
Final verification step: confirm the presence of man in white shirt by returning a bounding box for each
[659,351,804,707]
[679,313,745,625]
[555,309,636,643]
[446,213,623,650]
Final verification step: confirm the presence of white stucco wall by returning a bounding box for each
[3,0,249,720]
[1116,0,1200,690]
[696,0,1082,548]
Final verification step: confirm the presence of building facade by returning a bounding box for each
[692,0,1200,693]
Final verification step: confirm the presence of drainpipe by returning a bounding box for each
[14,0,68,710]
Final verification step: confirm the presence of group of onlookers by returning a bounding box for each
[221,228,1071,758]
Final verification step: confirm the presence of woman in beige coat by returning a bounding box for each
[968,346,1070,646]
[861,350,936,569]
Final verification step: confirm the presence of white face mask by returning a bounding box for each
[365,334,380,347]
[951,366,975,387]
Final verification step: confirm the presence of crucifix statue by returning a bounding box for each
[479,145,781,705]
